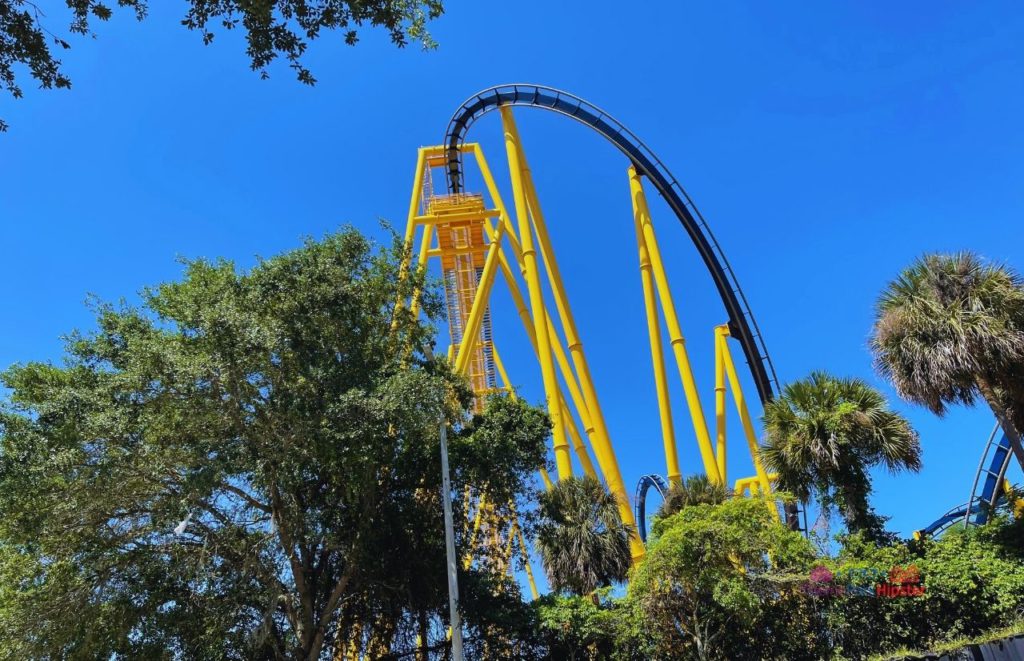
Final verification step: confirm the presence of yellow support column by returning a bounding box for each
[501,107,572,480]
[719,327,777,518]
[473,144,608,472]
[516,524,541,601]
[463,494,487,569]
[629,166,720,485]
[396,148,427,298]
[561,399,598,479]
[408,223,435,318]
[635,207,682,486]
[493,342,597,479]
[715,324,729,485]
[502,109,643,561]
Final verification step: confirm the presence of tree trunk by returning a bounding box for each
[417,610,429,661]
[976,376,1024,473]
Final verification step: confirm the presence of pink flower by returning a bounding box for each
[809,565,834,584]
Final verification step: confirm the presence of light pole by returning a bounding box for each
[439,416,464,660]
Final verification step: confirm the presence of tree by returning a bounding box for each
[871,251,1024,473]
[0,0,443,131]
[656,473,730,520]
[826,516,1024,658]
[535,476,632,598]
[627,497,826,661]
[0,228,548,660]
[534,590,620,661]
[761,371,921,540]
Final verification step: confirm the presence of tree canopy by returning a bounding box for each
[872,251,1024,472]
[0,0,443,131]
[0,228,549,660]
[761,371,921,541]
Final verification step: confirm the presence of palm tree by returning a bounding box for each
[871,252,1024,472]
[656,474,730,519]
[761,372,921,539]
[535,476,632,597]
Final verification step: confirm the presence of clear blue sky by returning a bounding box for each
[2,1,1022,547]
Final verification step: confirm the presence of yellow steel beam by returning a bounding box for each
[412,208,502,225]
[396,148,427,295]
[470,143,603,458]
[494,341,596,479]
[561,398,598,479]
[503,109,642,562]
[635,202,681,486]
[408,223,434,319]
[515,523,540,601]
[718,326,778,519]
[463,493,487,570]
[715,324,729,486]
[628,167,720,485]
[501,107,572,479]
[453,216,506,376]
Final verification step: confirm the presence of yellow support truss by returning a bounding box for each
[398,110,780,583]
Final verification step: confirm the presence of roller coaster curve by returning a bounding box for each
[441,84,779,405]
[919,425,1015,537]
[634,474,670,543]
[434,84,1019,547]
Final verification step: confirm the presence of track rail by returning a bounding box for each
[919,424,1013,537]
[443,84,779,404]
[634,474,670,542]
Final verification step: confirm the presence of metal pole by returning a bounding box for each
[439,417,464,661]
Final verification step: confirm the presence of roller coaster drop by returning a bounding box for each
[397,85,1013,596]
[397,84,784,579]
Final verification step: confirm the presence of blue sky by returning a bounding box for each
[2,0,1023,553]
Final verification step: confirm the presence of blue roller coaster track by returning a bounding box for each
[918,425,1015,538]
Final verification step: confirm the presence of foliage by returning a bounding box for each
[656,473,730,520]
[761,371,921,541]
[535,476,632,597]
[0,0,443,131]
[535,589,621,661]
[871,252,1024,471]
[0,228,548,660]
[626,497,827,661]
[825,516,1024,659]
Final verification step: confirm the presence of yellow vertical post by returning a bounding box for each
[715,324,729,485]
[501,107,572,480]
[463,493,487,569]
[408,224,434,318]
[516,524,541,601]
[398,149,433,324]
[635,203,681,486]
[502,109,643,561]
[628,166,720,484]
[719,327,777,518]
[396,148,427,290]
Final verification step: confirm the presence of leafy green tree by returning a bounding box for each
[0,229,547,660]
[535,476,632,598]
[827,516,1024,658]
[534,589,620,661]
[761,371,921,540]
[627,497,826,661]
[0,0,443,131]
[656,473,729,520]
[871,252,1024,472]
